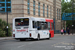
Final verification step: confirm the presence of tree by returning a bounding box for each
[0,19,12,37]
[61,0,75,29]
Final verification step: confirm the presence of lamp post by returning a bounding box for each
[6,0,8,36]
[72,0,74,35]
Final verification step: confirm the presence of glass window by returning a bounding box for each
[59,9,60,20]
[33,21,37,28]
[0,8,5,11]
[50,6,52,17]
[57,9,58,19]
[47,5,48,18]
[33,1,35,15]
[38,2,40,16]
[48,22,50,30]
[0,3,5,7]
[27,0,30,14]
[15,18,29,26]
[37,22,48,30]
[7,3,11,6]
[51,23,54,30]
[43,4,45,17]
[6,8,11,11]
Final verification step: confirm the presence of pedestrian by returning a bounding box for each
[67,28,70,35]
[61,29,64,35]
[64,29,66,35]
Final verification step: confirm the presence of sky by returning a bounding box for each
[65,0,71,2]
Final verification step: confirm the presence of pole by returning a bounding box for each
[6,0,8,36]
[72,0,74,35]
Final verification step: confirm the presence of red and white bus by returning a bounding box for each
[13,17,54,41]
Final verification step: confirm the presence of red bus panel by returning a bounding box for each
[45,19,54,38]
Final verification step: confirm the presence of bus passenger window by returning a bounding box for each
[51,23,54,30]
[48,22,50,30]
[33,21,37,28]
[37,21,41,30]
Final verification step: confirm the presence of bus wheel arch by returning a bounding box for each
[47,33,51,39]
[37,34,40,40]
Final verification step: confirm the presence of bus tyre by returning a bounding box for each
[20,39,26,41]
[37,34,40,40]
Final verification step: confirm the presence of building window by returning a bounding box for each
[59,9,60,20]
[47,5,48,18]
[0,0,11,13]
[43,4,45,17]
[38,2,40,16]
[27,0,30,14]
[50,6,52,18]
[57,9,58,19]
[57,9,61,20]
[33,1,35,15]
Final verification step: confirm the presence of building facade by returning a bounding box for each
[0,0,61,33]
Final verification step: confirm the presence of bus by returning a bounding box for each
[12,17,54,41]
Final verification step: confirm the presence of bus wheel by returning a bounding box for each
[20,39,26,41]
[37,34,40,40]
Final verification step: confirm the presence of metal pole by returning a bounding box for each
[72,0,74,35]
[6,0,8,36]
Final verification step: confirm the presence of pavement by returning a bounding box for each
[0,34,75,40]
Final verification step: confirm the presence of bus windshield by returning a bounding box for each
[15,18,29,26]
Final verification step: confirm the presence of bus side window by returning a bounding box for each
[37,21,41,30]
[51,23,54,30]
[33,21,37,28]
[48,22,50,30]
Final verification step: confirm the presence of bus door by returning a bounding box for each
[32,21,38,38]
[15,18,29,38]
[50,22,54,37]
